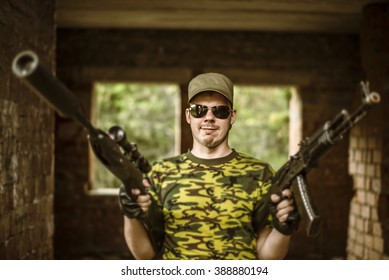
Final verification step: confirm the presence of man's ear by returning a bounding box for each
[230,109,237,125]
[185,108,191,124]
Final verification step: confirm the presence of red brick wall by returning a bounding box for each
[0,1,55,259]
[347,3,389,260]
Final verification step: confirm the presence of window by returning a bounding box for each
[230,86,298,170]
[91,82,180,189]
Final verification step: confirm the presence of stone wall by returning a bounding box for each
[0,0,55,259]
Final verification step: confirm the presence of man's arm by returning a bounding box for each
[256,189,294,259]
[124,216,155,259]
[256,227,291,260]
[121,187,157,259]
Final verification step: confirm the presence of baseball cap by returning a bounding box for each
[188,73,234,105]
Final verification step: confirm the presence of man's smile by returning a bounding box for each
[200,125,218,132]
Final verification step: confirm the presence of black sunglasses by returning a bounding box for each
[188,104,232,119]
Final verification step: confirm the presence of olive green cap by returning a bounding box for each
[188,73,234,105]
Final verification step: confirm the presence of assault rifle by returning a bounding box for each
[259,82,380,237]
[11,50,150,201]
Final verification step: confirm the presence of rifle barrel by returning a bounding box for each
[12,50,94,131]
[12,50,146,197]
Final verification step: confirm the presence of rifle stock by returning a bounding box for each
[12,50,146,199]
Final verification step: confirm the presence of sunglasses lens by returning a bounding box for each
[213,106,231,119]
[189,104,231,119]
[189,104,207,118]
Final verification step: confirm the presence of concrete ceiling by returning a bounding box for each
[56,0,388,34]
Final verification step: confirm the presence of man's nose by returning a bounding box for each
[204,108,216,120]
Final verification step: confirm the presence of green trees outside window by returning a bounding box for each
[93,82,180,188]
[230,86,291,170]
[93,83,291,189]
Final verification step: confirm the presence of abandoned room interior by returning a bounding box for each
[0,0,388,260]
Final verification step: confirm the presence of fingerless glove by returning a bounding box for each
[118,185,145,219]
[268,198,300,236]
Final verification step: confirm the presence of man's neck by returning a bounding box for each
[190,143,233,159]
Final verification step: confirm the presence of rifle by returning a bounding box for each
[264,82,380,237]
[11,50,149,201]
[12,50,166,254]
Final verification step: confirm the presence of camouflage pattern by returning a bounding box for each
[148,150,274,260]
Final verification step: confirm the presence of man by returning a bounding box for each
[120,73,299,260]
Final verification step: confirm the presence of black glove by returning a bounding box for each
[118,185,145,219]
[268,196,300,236]
[119,184,165,254]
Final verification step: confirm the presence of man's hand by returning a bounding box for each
[119,179,153,219]
[132,179,153,213]
[121,179,165,256]
[269,189,300,235]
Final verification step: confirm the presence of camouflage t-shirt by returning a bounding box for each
[148,150,274,260]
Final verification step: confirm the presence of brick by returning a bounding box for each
[349,137,358,148]
[366,177,373,190]
[372,221,382,236]
[367,137,378,149]
[346,240,355,256]
[358,138,367,149]
[371,208,379,221]
[354,150,363,161]
[351,201,361,216]
[357,163,366,176]
[375,164,381,177]
[371,179,381,192]
[372,150,382,163]
[366,163,376,177]
[373,236,384,252]
[354,243,364,257]
[356,190,366,204]
[366,191,377,206]
[354,175,365,189]
[356,217,364,231]
[365,234,373,248]
[348,161,357,174]
[368,249,382,260]
[349,214,356,228]
[361,205,371,219]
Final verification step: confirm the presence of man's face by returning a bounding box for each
[186,91,236,149]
